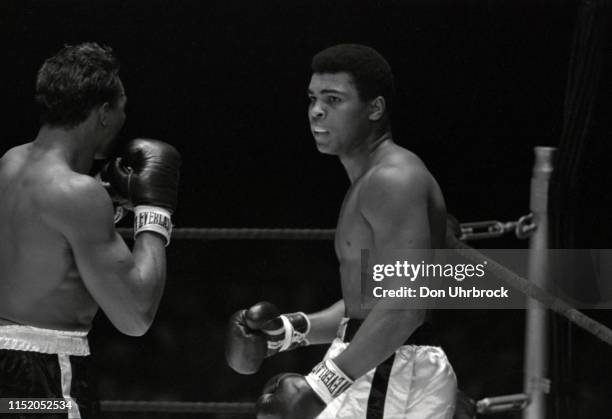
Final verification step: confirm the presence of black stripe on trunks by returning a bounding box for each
[366,353,395,419]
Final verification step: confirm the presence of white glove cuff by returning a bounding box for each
[134,206,172,246]
[305,359,354,404]
[279,313,310,351]
[279,315,294,351]
[296,312,311,336]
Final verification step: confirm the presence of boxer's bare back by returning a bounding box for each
[0,142,99,331]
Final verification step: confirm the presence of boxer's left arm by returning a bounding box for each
[332,165,433,380]
[256,168,434,419]
[226,300,344,375]
[304,299,345,345]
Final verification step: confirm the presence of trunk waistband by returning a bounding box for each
[0,325,89,356]
[337,318,439,346]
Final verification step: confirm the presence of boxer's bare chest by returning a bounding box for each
[334,179,373,316]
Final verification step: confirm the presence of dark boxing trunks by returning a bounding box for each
[341,319,439,345]
[0,326,98,419]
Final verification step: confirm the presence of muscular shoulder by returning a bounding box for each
[42,173,114,230]
[0,144,30,160]
[0,144,30,174]
[360,151,432,207]
[356,148,438,247]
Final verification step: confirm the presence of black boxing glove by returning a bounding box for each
[226,302,280,375]
[257,361,353,418]
[256,373,327,419]
[225,302,311,375]
[101,139,181,245]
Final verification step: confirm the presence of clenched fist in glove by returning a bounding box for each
[256,373,326,419]
[101,138,180,245]
[256,360,354,419]
[225,301,311,375]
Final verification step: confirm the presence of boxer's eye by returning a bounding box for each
[327,96,341,105]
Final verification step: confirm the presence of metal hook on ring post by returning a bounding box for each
[476,393,531,415]
[515,213,537,239]
[459,214,537,241]
[459,220,514,241]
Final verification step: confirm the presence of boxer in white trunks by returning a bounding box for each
[226,44,457,419]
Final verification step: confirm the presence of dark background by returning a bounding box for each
[1,0,611,417]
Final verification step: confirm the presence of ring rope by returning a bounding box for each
[118,213,534,241]
[117,227,335,240]
[100,396,528,414]
[117,226,612,346]
[100,400,254,413]
[102,227,612,415]
[446,233,612,347]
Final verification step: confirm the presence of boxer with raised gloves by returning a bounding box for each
[225,301,311,375]
[0,43,187,415]
[101,138,181,245]
[256,359,354,419]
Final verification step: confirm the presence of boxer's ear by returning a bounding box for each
[98,102,112,127]
[368,96,385,121]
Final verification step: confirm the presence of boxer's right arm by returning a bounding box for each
[46,140,180,336]
[47,177,167,336]
[102,139,181,245]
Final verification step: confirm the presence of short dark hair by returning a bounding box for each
[311,44,395,113]
[35,42,122,127]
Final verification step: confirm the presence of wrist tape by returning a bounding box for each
[305,359,354,404]
[265,312,311,352]
[134,206,172,246]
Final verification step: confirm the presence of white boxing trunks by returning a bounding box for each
[317,318,457,419]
